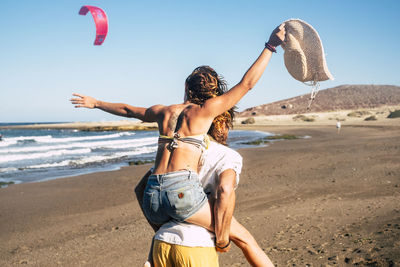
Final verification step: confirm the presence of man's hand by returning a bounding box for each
[216,240,231,253]
[70,93,98,109]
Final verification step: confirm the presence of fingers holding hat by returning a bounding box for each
[267,23,286,47]
[277,23,286,42]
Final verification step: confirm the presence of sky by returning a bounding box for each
[1,0,399,123]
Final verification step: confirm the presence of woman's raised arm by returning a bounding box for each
[202,24,285,118]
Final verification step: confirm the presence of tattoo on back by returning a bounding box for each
[168,112,179,131]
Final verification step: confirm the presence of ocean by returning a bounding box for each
[0,125,271,186]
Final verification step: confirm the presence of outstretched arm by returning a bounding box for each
[70,93,160,122]
[202,24,286,119]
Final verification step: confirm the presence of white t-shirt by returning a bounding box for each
[154,140,243,247]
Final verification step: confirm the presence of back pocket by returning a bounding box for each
[166,185,196,213]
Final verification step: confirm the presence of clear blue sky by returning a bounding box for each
[1,0,399,122]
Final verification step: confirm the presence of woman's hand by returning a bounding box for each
[267,23,286,47]
[200,23,285,119]
[70,94,153,121]
[70,93,98,109]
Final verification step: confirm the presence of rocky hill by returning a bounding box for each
[239,85,400,117]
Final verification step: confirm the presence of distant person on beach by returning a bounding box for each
[336,120,341,133]
[71,23,284,266]
[0,134,2,141]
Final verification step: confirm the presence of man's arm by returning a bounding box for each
[134,170,161,232]
[70,93,161,122]
[214,169,236,252]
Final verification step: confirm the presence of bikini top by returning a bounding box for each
[158,133,209,151]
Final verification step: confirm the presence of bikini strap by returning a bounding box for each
[158,133,209,151]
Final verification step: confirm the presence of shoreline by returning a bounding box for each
[0,120,158,131]
[1,106,399,131]
[1,124,400,266]
[0,130,270,187]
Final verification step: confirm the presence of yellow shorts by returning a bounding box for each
[153,240,219,267]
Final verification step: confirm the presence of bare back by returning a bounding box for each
[151,102,215,175]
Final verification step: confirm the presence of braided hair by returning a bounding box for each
[185,66,236,145]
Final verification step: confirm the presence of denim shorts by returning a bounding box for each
[142,170,207,225]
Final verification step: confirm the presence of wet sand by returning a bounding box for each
[1,125,400,266]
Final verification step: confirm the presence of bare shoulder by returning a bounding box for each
[149,104,165,111]
[182,103,201,114]
[148,103,191,118]
[164,103,197,115]
[147,104,167,115]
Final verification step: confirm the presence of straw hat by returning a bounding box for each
[282,19,333,83]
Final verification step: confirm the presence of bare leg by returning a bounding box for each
[229,217,274,267]
[186,201,274,267]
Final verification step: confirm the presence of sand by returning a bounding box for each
[1,123,400,266]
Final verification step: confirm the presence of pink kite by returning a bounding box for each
[79,5,108,45]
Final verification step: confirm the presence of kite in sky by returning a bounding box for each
[79,5,108,45]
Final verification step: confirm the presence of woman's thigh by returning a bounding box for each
[185,199,214,231]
